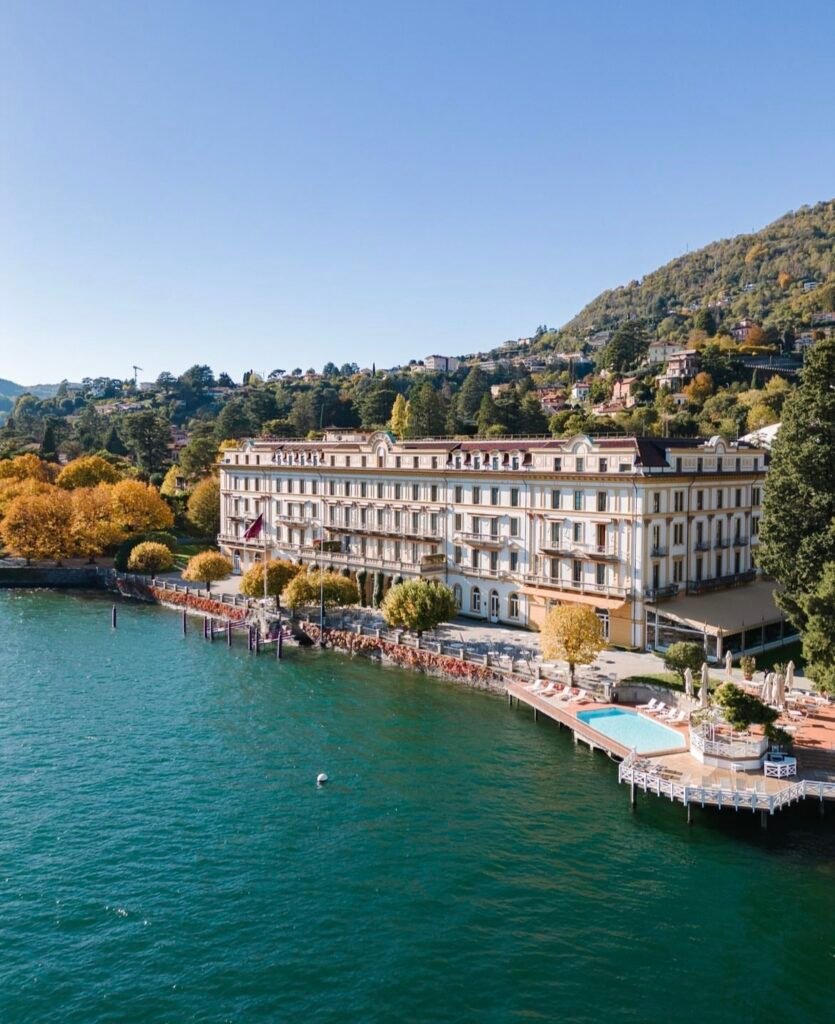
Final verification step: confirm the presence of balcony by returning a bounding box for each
[456,530,504,548]
[732,535,749,546]
[327,522,441,542]
[519,573,630,601]
[714,538,730,549]
[419,553,447,575]
[694,539,711,551]
[650,545,668,557]
[644,584,679,602]
[686,569,757,594]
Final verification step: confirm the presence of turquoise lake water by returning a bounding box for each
[1,591,833,1023]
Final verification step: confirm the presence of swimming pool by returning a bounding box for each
[576,707,687,754]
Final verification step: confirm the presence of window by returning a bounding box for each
[360,508,367,526]
[377,509,384,526]
[716,489,724,510]
[328,480,335,496]
[412,484,419,501]
[752,516,760,536]
[471,549,480,569]
[510,488,519,507]
[752,487,761,505]
[454,485,463,503]
[490,551,499,572]
[430,512,438,534]
[431,457,438,469]
[509,551,518,571]
[697,457,703,473]
[553,457,562,471]
[676,457,682,472]
[394,510,401,528]
[491,457,499,471]
[673,523,683,545]
[413,457,419,469]
[411,512,419,533]
[696,556,703,581]
[551,489,560,510]
[454,545,462,564]
[597,492,607,512]
[674,490,684,512]
[735,488,742,507]
[473,486,481,504]
[596,564,606,586]
[454,513,462,530]
[550,521,560,546]
[510,517,520,538]
[573,522,583,543]
[599,458,608,472]
[329,455,335,467]
[395,456,401,468]
[489,518,499,538]
[511,457,519,470]
[573,490,583,511]
[253,477,260,492]
[471,588,481,613]
[575,457,585,472]
[453,584,462,609]
[734,551,741,574]
[572,560,582,584]
[717,457,723,473]
[652,493,661,514]
[491,487,499,506]
[311,480,318,495]
[716,553,723,578]
[696,490,704,511]
[361,456,366,468]
[344,480,351,497]
[673,559,683,583]
[430,485,438,502]
[394,483,401,500]
[377,482,383,499]
[473,457,481,470]
[360,482,367,497]
[508,593,519,619]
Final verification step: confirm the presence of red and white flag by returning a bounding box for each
[243,513,264,540]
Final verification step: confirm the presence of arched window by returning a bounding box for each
[471,587,481,613]
[508,593,519,619]
[453,584,462,610]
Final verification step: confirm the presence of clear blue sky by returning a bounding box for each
[1,1,834,385]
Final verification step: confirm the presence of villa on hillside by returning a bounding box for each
[218,431,795,664]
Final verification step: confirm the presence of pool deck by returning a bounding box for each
[507,680,835,821]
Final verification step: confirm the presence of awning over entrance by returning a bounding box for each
[653,579,784,636]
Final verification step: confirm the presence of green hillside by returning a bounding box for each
[529,199,835,353]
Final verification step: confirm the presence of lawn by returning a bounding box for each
[173,540,215,570]
[621,671,725,694]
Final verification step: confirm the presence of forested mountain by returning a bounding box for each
[552,200,835,346]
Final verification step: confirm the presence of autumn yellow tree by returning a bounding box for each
[282,570,358,611]
[682,371,714,405]
[186,477,221,536]
[240,559,300,606]
[71,484,127,559]
[127,541,175,574]
[0,477,54,520]
[540,604,605,684]
[0,453,57,483]
[110,479,174,534]
[0,488,76,563]
[182,551,232,590]
[57,455,121,489]
[389,394,409,438]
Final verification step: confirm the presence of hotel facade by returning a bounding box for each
[218,431,795,661]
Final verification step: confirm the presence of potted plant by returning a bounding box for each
[740,655,756,681]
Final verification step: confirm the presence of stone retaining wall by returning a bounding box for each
[0,566,105,589]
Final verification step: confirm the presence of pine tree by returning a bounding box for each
[103,424,128,456]
[758,336,835,626]
[39,419,58,462]
[456,366,488,422]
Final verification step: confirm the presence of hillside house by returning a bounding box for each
[732,318,759,342]
[610,377,637,408]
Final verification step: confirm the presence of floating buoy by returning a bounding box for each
[316,773,329,787]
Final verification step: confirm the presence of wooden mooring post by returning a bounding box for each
[276,628,282,660]
[111,605,117,629]
[208,617,214,642]
[182,608,187,636]
[226,620,232,647]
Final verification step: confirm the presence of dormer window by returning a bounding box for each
[473,457,481,470]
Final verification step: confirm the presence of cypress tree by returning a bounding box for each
[758,336,835,626]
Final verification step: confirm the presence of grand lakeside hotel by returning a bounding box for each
[218,431,796,661]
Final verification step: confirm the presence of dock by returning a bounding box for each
[507,679,835,823]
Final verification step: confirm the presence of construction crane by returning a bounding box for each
[132,365,143,386]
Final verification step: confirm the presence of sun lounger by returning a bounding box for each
[645,703,668,716]
[637,698,659,711]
